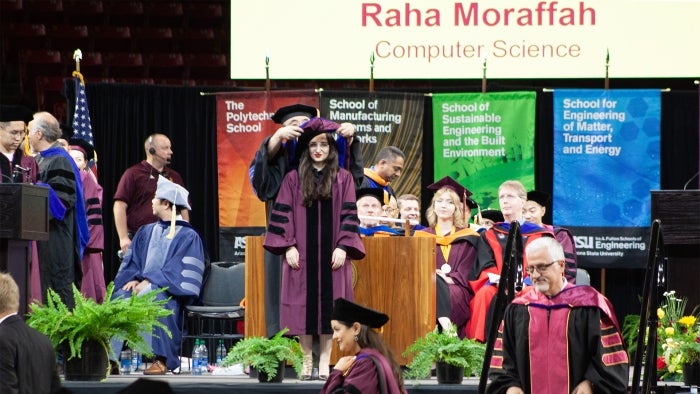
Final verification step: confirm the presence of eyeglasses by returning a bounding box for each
[525,261,559,274]
[382,206,397,214]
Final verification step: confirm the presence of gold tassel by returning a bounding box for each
[167,204,176,239]
[166,187,178,239]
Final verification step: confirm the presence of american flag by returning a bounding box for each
[72,75,97,176]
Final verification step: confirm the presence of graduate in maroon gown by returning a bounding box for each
[0,109,41,304]
[264,118,365,380]
[69,142,106,303]
[414,176,480,338]
[321,298,406,394]
[486,237,629,394]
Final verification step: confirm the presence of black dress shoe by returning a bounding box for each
[301,375,313,381]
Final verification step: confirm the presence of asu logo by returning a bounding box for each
[574,236,594,249]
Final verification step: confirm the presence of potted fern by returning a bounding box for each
[402,323,485,384]
[27,282,173,381]
[220,328,303,382]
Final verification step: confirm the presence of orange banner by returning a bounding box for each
[216,90,318,227]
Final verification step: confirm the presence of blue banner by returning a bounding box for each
[553,89,660,267]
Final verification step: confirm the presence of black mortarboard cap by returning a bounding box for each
[0,105,33,123]
[480,209,504,223]
[356,187,389,206]
[331,298,389,328]
[427,176,472,203]
[527,190,551,207]
[270,103,318,124]
[68,138,95,161]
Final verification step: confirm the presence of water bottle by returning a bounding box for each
[191,339,202,375]
[120,349,131,375]
[130,350,139,373]
[200,340,209,374]
[215,339,227,366]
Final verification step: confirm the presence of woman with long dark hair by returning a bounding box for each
[264,118,365,380]
[321,298,406,394]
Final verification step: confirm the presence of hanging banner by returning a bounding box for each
[319,91,425,198]
[216,90,318,259]
[553,89,661,268]
[431,92,536,209]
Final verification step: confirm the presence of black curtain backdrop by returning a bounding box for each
[64,81,224,281]
[65,81,698,320]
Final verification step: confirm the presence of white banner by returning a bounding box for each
[231,0,700,79]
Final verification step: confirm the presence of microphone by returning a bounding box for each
[683,171,699,190]
[13,165,31,183]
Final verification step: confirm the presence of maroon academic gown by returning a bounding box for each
[321,348,406,394]
[78,170,106,303]
[415,227,480,337]
[264,168,365,336]
[487,285,629,394]
[0,150,42,303]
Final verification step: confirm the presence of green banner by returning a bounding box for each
[432,92,536,209]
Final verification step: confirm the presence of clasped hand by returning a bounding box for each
[122,279,150,295]
[285,246,347,270]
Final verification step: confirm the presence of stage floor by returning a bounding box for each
[61,372,480,394]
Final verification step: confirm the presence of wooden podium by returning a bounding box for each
[245,236,436,365]
[0,184,49,316]
[651,190,700,310]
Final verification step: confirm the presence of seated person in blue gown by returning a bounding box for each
[111,176,206,375]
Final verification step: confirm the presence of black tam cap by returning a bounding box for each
[68,138,95,161]
[356,187,388,206]
[480,209,504,223]
[331,298,389,328]
[527,190,551,207]
[296,117,340,150]
[428,176,473,203]
[0,105,33,123]
[271,103,318,124]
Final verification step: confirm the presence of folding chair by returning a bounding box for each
[180,262,245,368]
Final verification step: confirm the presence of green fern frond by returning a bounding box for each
[27,282,173,361]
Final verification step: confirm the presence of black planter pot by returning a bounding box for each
[683,362,700,386]
[64,340,109,381]
[257,361,285,383]
[436,360,465,384]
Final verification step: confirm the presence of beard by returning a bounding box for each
[534,278,550,294]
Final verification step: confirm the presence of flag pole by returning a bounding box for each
[481,57,487,93]
[604,49,610,90]
[265,53,270,92]
[369,51,375,93]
